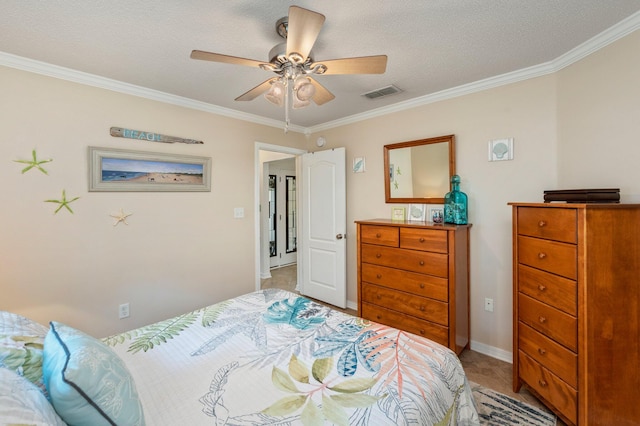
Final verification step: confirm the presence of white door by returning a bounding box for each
[300,148,346,308]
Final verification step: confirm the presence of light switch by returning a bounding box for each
[234,207,244,218]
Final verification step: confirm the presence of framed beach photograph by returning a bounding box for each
[88,147,211,192]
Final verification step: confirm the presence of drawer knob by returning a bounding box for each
[420,305,425,311]
[419,237,425,243]
[376,233,381,238]
[539,316,547,324]
[538,252,547,259]
[419,260,425,266]
[376,253,382,258]
[376,315,381,320]
[376,274,382,279]
[538,220,547,227]
[538,284,547,292]
[538,347,547,355]
[538,379,548,387]
[376,294,382,300]
[420,329,425,335]
[419,283,425,289]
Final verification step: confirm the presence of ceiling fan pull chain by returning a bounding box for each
[284,79,290,133]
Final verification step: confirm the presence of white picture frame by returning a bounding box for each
[352,157,366,173]
[488,138,514,161]
[408,204,426,221]
[88,146,211,192]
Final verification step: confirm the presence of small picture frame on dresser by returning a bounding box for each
[391,206,406,221]
[429,206,444,224]
[408,204,426,221]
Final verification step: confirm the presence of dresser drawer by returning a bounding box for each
[360,225,399,247]
[361,283,448,326]
[361,244,448,278]
[519,322,577,387]
[400,228,448,253]
[519,294,577,352]
[519,351,577,425]
[361,263,448,302]
[518,236,577,280]
[517,207,577,244]
[361,302,448,346]
[518,264,577,316]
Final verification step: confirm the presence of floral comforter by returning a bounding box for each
[105,289,479,425]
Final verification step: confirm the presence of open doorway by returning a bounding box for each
[254,143,306,293]
[266,158,297,269]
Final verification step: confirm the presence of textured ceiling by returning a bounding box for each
[1,1,639,130]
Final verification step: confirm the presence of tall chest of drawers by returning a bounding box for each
[511,203,640,426]
[356,219,471,355]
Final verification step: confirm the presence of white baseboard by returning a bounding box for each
[346,299,357,311]
[469,340,513,364]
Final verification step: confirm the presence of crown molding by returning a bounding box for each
[309,61,557,133]
[1,10,637,135]
[310,11,640,133]
[0,51,305,134]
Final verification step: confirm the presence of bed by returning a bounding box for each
[1,289,479,425]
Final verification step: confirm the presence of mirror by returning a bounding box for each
[384,134,455,204]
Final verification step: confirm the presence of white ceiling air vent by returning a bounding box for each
[362,85,402,99]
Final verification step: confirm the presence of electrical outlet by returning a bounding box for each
[484,298,494,312]
[119,303,130,319]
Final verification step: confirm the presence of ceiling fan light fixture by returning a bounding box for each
[292,96,311,109]
[294,76,315,102]
[264,80,286,106]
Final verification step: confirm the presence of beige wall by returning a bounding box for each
[307,29,639,358]
[557,30,640,201]
[0,66,305,337]
[311,76,558,357]
[2,29,638,359]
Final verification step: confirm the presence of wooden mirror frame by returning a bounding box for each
[384,134,456,204]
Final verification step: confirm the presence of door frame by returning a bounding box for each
[254,142,307,291]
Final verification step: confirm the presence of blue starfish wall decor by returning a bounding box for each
[45,190,80,214]
[14,149,53,174]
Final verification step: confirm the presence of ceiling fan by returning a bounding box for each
[190,5,387,118]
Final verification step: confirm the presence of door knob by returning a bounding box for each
[336,234,345,240]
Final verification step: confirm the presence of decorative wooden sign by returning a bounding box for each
[110,127,203,144]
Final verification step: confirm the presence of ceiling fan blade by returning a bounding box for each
[313,55,388,75]
[190,50,266,68]
[235,78,278,101]
[307,77,335,105]
[286,6,325,62]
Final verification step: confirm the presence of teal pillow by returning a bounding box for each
[43,321,145,426]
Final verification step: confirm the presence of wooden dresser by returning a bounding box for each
[355,219,471,355]
[511,203,640,426]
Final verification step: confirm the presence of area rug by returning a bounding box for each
[470,381,556,426]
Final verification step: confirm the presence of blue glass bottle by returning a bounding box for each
[444,175,467,225]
